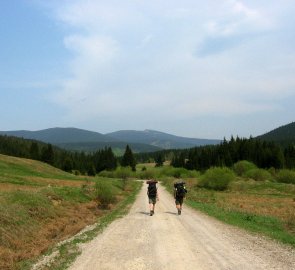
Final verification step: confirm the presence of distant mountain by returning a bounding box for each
[256,122,295,147]
[0,127,113,144]
[0,127,221,153]
[106,129,220,149]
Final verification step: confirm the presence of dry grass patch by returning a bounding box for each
[0,201,101,270]
[216,193,295,222]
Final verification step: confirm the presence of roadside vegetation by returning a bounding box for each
[0,154,141,270]
[98,161,295,247]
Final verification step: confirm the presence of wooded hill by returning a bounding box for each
[257,122,295,147]
[0,135,117,175]
[1,122,295,174]
[136,122,295,170]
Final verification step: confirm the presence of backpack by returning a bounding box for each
[174,182,187,198]
[148,183,157,197]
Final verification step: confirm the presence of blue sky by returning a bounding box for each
[1,0,295,139]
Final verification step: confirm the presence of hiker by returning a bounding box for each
[146,180,158,216]
[174,181,187,215]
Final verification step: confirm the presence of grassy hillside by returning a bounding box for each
[0,154,141,270]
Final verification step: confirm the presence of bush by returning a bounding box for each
[98,166,135,179]
[98,170,115,178]
[245,168,273,182]
[95,180,116,209]
[115,166,132,179]
[158,167,199,179]
[137,169,156,180]
[276,170,295,184]
[233,160,257,176]
[198,167,235,191]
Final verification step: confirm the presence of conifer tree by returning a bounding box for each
[155,153,164,167]
[41,144,54,165]
[121,145,136,171]
[29,142,40,160]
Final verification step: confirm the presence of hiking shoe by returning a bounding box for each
[178,209,181,215]
[150,211,153,216]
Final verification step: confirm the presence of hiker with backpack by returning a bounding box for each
[146,180,158,216]
[174,181,187,215]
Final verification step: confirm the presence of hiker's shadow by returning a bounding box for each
[165,211,178,216]
[138,211,150,216]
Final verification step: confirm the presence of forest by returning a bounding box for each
[1,134,295,175]
[136,136,295,170]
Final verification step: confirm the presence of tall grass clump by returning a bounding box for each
[245,168,273,182]
[6,190,55,219]
[95,180,116,209]
[233,160,257,176]
[198,167,235,191]
[275,169,295,184]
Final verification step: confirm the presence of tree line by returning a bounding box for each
[135,136,295,170]
[0,135,136,175]
[170,136,295,171]
[2,134,294,174]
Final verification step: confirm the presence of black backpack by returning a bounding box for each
[174,182,187,198]
[148,183,157,197]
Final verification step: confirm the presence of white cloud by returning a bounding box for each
[64,35,119,71]
[42,0,295,136]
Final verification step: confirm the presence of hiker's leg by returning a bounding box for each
[152,196,156,213]
[149,203,153,211]
[175,198,181,210]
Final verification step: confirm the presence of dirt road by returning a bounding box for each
[68,183,295,270]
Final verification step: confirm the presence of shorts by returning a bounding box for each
[148,196,156,204]
[175,197,184,205]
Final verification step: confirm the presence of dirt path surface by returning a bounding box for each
[68,183,295,270]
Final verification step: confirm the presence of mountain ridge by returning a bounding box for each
[0,127,221,152]
[1,122,295,152]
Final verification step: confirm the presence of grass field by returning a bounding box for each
[0,154,141,270]
[159,169,295,247]
[103,163,295,247]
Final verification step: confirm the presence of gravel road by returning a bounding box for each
[68,182,295,270]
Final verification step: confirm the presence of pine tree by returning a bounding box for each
[41,144,54,165]
[121,145,136,171]
[29,142,40,160]
[155,153,164,167]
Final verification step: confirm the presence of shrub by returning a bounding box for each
[198,167,235,191]
[98,170,115,178]
[95,180,116,209]
[98,166,134,179]
[233,160,257,176]
[115,166,132,180]
[137,169,156,180]
[158,167,199,179]
[276,170,295,184]
[245,168,273,182]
